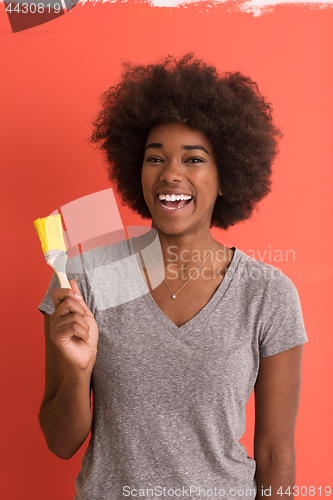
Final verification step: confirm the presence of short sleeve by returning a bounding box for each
[259,273,308,357]
[37,251,96,317]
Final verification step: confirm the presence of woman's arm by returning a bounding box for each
[254,345,304,500]
[39,313,93,459]
[39,280,98,460]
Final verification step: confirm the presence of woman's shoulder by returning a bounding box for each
[233,249,307,349]
[234,247,299,296]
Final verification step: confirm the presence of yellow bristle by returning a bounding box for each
[33,215,67,254]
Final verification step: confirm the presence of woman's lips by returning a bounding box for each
[156,195,193,214]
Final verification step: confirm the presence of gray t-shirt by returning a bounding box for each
[38,236,308,500]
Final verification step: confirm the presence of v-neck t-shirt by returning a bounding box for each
[37,236,308,500]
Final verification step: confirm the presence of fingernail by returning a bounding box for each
[74,293,82,300]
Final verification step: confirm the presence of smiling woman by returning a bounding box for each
[37,53,308,500]
[141,122,222,236]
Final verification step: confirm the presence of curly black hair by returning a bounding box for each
[90,53,282,230]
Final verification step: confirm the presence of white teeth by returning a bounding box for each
[158,194,192,201]
[158,192,194,210]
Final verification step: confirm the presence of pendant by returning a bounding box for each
[171,294,176,299]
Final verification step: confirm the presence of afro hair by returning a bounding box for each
[90,53,282,230]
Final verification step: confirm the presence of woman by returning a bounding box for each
[38,53,308,500]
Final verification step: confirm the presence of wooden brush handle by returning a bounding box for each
[55,271,71,289]
[46,253,72,289]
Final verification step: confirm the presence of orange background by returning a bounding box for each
[1,3,332,498]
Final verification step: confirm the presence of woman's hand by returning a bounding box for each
[49,279,98,370]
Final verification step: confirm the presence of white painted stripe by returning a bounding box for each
[78,0,333,16]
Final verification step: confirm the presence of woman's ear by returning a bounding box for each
[218,187,223,196]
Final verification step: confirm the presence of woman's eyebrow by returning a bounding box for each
[183,145,209,155]
[145,143,210,155]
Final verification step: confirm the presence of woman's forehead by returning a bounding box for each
[146,122,212,148]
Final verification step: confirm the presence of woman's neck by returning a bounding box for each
[145,226,231,277]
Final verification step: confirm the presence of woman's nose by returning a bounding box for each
[159,159,184,183]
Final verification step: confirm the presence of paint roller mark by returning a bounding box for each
[80,0,333,16]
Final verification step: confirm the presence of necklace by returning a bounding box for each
[145,234,215,300]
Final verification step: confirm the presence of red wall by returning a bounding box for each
[1,3,332,498]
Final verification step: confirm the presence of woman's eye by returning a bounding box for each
[186,157,204,163]
[146,157,163,163]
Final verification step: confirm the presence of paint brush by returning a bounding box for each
[33,214,71,289]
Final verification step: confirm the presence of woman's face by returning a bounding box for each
[141,121,222,237]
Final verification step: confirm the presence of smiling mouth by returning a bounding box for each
[161,199,192,210]
[157,194,193,210]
